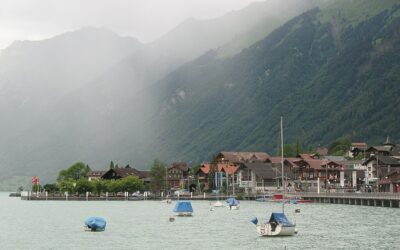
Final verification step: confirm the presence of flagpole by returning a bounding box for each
[281,116,284,194]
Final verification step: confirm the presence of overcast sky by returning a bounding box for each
[0,0,262,51]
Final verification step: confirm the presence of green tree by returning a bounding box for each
[57,162,91,181]
[110,161,115,169]
[58,180,75,193]
[208,157,218,192]
[43,183,59,193]
[92,179,108,195]
[278,144,296,157]
[75,178,94,194]
[120,176,144,193]
[328,138,351,156]
[149,159,166,192]
[107,180,122,194]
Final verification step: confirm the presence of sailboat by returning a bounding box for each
[251,117,297,236]
[212,171,225,208]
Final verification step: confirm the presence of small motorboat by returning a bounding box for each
[84,217,106,232]
[251,212,296,237]
[212,201,225,207]
[226,197,240,210]
[173,201,193,217]
[161,199,172,204]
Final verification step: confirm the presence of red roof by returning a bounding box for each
[199,163,239,174]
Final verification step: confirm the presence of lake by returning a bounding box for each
[0,193,399,249]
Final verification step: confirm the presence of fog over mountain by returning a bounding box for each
[0,0,336,186]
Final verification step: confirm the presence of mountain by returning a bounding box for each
[3,0,400,188]
[140,0,400,164]
[0,0,321,185]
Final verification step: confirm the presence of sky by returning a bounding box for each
[0,0,262,51]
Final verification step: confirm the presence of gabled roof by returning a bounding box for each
[241,162,294,180]
[323,156,346,162]
[169,162,189,172]
[103,167,148,179]
[218,151,270,163]
[363,155,400,166]
[88,171,106,177]
[198,163,239,175]
[351,142,368,149]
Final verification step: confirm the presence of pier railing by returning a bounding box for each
[289,192,400,200]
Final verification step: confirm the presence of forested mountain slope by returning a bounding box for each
[145,0,400,163]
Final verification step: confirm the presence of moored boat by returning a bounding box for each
[84,217,106,232]
[251,213,296,237]
[226,197,240,210]
[173,201,193,216]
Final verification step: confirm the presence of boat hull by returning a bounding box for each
[257,224,296,237]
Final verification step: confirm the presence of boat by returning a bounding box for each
[173,201,193,216]
[251,212,296,237]
[84,217,106,232]
[161,199,172,204]
[287,197,314,204]
[226,197,240,210]
[255,194,272,202]
[212,200,225,207]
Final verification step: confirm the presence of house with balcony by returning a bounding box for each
[166,162,190,191]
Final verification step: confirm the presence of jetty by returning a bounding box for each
[290,192,400,208]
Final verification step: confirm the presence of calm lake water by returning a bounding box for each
[0,193,399,250]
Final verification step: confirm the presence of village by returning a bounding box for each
[84,138,400,196]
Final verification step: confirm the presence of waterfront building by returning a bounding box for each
[87,170,106,181]
[167,162,190,191]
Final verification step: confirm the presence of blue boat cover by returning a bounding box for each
[268,213,293,226]
[173,201,193,213]
[250,217,258,225]
[226,198,240,206]
[85,217,106,230]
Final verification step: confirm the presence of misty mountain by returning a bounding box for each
[140,0,400,164]
[0,0,321,184]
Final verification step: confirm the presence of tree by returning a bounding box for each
[110,161,115,169]
[208,157,218,192]
[92,179,108,195]
[43,183,59,193]
[328,138,351,156]
[58,180,75,193]
[149,159,166,192]
[120,176,144,193]
[57,162,91,182]
[106,180,122,195]
[277,144,296,157]
[75,178,94,194]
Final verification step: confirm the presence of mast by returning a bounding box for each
[281,116,284,194]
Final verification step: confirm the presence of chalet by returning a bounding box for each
[239,161,294,193]
[87,171,106,181]
[362,155,400,183]
[167,162,190,190]
[196,163,240,192]
[102,166,150,184]
[379,171,400,192]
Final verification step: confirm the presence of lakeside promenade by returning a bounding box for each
[19,191,400,208]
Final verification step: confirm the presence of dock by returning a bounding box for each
[293,192,400,208]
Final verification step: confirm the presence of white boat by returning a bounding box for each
[212,200,225,207]
[252,213,296,237]
[161,199,172,204]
